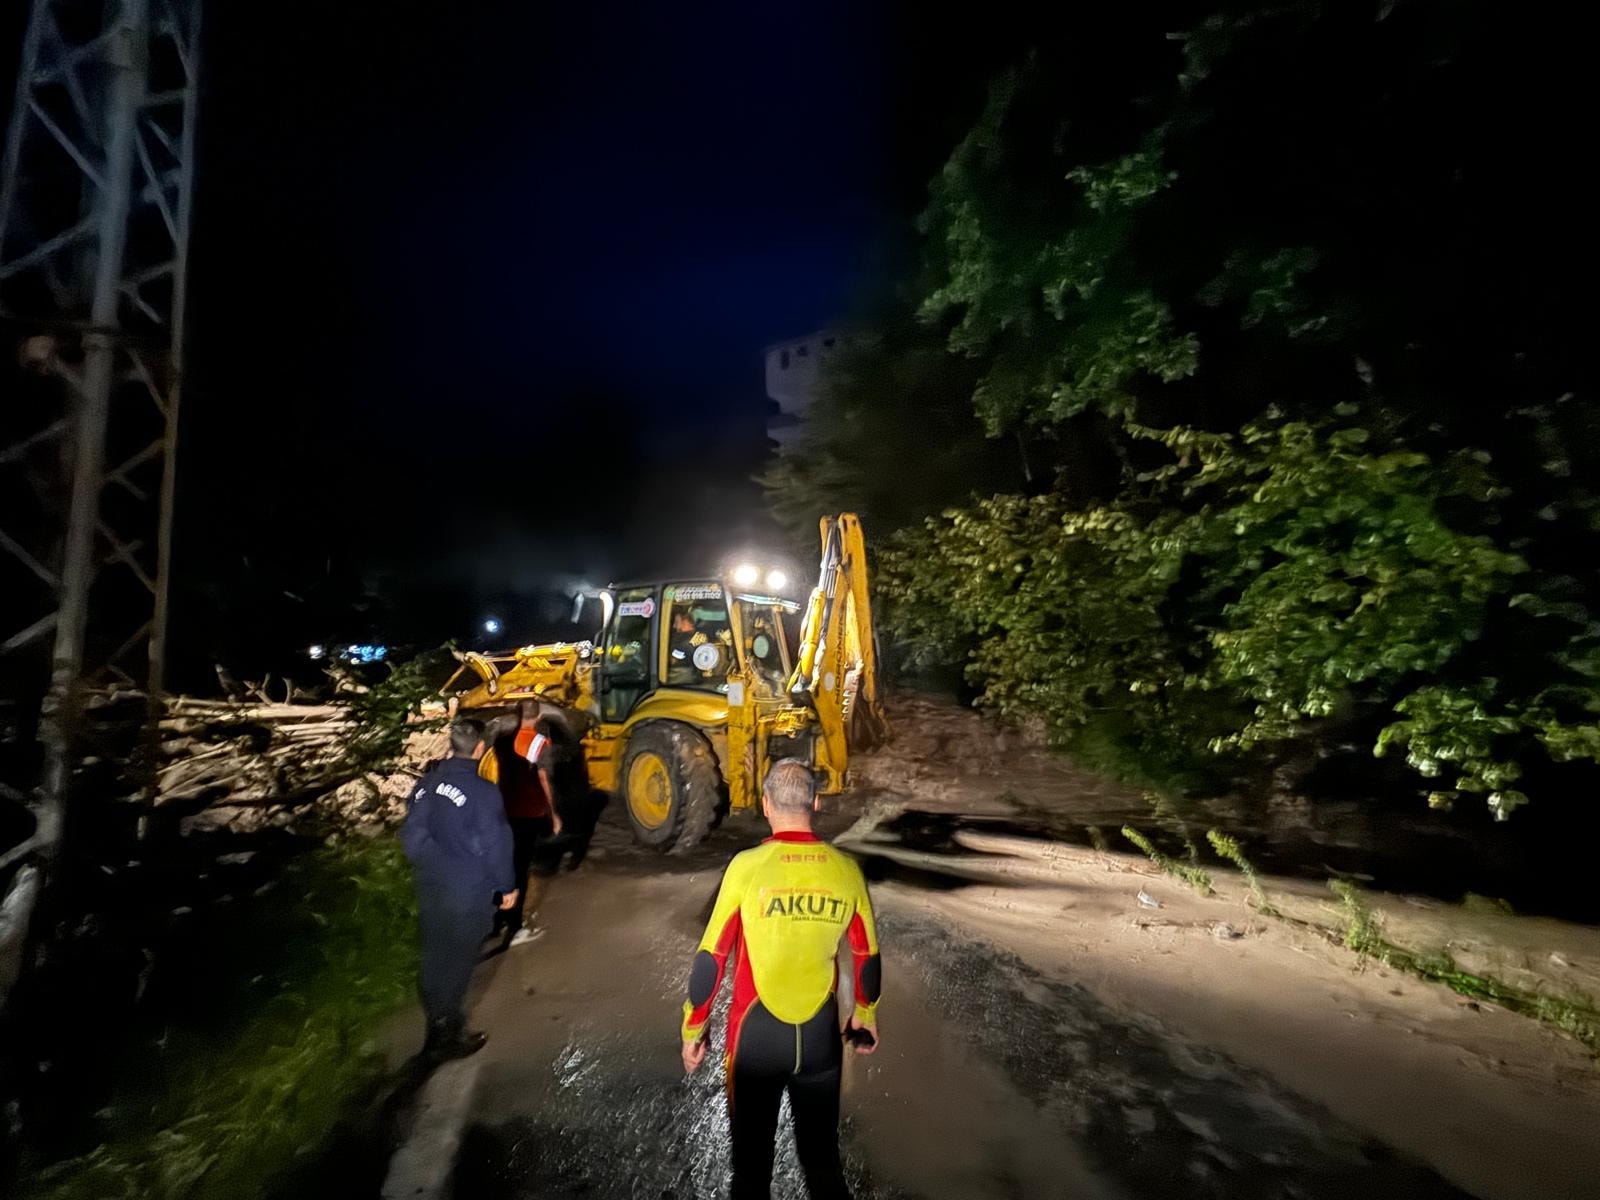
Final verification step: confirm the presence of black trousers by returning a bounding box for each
[729,1001,852,1200]
[417,891,492,1028]
[495,816,553,932]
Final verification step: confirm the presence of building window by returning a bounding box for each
[780,349,790,369]
[795,343,809,358]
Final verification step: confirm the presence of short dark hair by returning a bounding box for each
[764,759,816,814]
[480,713,515,742]
[449,718,485,756]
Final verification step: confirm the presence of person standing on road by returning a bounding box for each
[401,717,518,1061]
[481,701,563,947]
[680,760,881,1199]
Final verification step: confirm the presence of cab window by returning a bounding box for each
[663,584,733,691]
[744,607,789,694]
[602,587,656,721]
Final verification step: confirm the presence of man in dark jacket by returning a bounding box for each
[401,717,517,1060]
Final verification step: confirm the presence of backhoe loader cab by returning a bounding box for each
[442,515,884,853]
[602,582,795,708]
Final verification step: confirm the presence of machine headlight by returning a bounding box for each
[732,563,760,587]
[765,569,788,592]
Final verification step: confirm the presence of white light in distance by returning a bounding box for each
[765,569,788,592]
[732,563,760,587]
[308,644,325,660]
[483,618,502,635]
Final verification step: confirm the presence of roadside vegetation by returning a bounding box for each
[24,838,418,1200]
[758,9,1600,1058]
[21,659,437,1200]
[1117,813,1600,1054]
[1328,880,1600,1054]
[763,3,1600,825]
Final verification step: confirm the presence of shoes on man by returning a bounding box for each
[423,1017,488,1062]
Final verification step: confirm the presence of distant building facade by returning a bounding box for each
[764,331,848,448]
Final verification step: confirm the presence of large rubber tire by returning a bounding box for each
[620,722,722,854]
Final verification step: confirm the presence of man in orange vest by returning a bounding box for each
[482,700,564,947]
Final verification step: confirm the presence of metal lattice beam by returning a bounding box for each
[0,0,201,970]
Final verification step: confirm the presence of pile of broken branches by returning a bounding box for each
[150,695,357,811]
[73,676,441,835]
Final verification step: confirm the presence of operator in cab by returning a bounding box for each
[666,607,705,686]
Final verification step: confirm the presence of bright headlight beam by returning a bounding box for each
[765,569,788,592]
[732,563,760,587]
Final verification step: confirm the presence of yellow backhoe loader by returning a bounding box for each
[440,514,886,852]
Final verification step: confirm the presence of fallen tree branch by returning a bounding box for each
[0,833,42,875]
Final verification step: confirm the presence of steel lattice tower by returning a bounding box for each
[0,0,200,923]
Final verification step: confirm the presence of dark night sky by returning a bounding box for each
[173,1,1018,663]
[1,2,1117,674]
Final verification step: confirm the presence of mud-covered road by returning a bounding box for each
[379,696,1600,1200]
[414,814,1467,1200]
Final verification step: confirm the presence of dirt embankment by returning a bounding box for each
[842,693,1600,1200]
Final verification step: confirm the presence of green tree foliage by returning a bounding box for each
[771,1,1600,815]
[919,85,1198,433]
[28,840,419,1200]
[883,412,1600,815]
[339,646,453,776]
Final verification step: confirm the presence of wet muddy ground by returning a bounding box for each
[852,694,1600,923]
[439,809,1473,1200]
[385,693,1600,1199]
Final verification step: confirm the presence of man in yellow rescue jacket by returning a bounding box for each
[681,759,881,1199]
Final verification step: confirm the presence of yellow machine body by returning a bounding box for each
[440,514,884,851]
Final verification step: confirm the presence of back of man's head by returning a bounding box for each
[449,718,485,757]
[482,713,516,744]
[763,759,816,817]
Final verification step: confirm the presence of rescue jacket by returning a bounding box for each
[682,831,881,1056]
[401,756,516,905]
